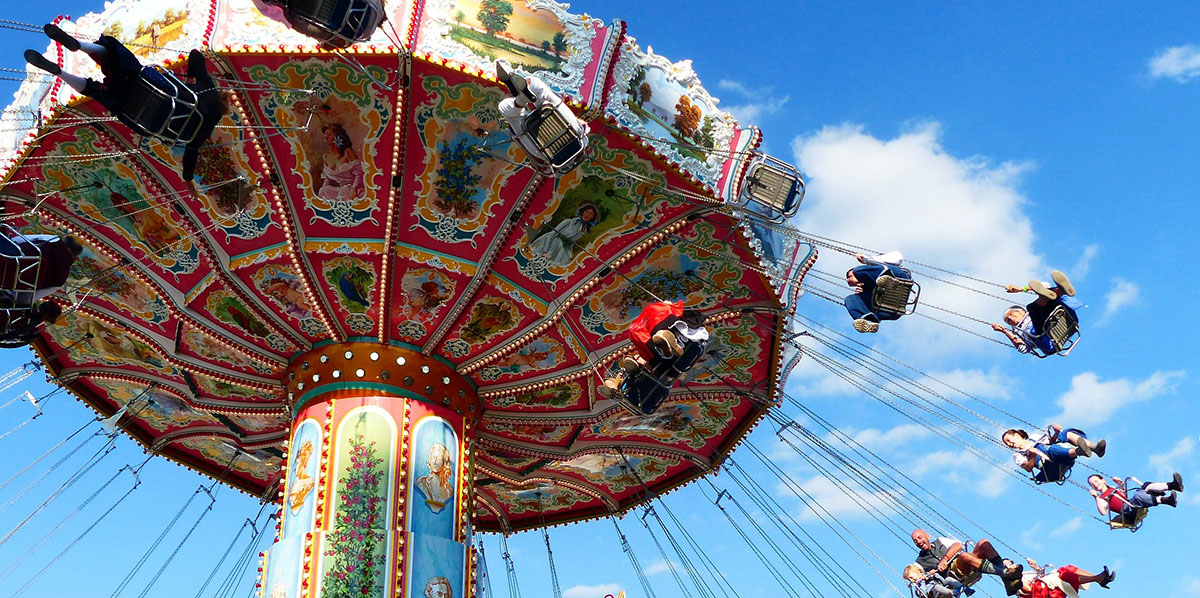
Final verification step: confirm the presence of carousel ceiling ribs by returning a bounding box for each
[475,464,619,511]
[98,106,310,352]
[376,54,414,344]
[51,303,284,393]
[421,172,549,353]
[53,365,284,414]
[27,184,291,369]
[458,208,703,375]
[475,432,713,469]
[227,72,341,343]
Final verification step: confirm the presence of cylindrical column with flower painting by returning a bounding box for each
[259,343,480,598]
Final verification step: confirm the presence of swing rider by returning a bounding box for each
[25,25,228,183]
[494,59,589,173]
[0,234,83,304]
[843,250,910,333]
[1015,557,1115,598]
[903,563,975,598]
[599,301,710,405]
[1002,424,1106,485]
[911,529,1025,596]
[991,270,1081,355]
[1087,472,1183,525]
[0,301,62,349]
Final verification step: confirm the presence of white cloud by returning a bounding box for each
[920,368,1014,402]
[1020,523,1044,550]
[1097,278,1140,325]
[718,79,790,125]
[1050,516,1083,538]
[906,449,1011,497]
[843,423,932,451]
[1148,44,1200,81]
[1147,435,1197,477]
[562,584,623,598]
[1050,370,1184,427]
[1069,244,1100,282]
[643,560,679,576]
[1186,577,1200,596]
[787,474,900,522]
[791,123,1045,359]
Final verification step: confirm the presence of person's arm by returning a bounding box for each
[1089,489,1109,515]
[937,542,963,572]
[182,144,199,182]
[991,322,1027,351]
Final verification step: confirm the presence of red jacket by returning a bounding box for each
[627,301,682,361]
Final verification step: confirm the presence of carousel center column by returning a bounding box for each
[258,342,482,598]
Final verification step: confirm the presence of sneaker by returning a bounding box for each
[852,318,879,333]
[1170,472,1184,492]
[1073,436,1092,458]
[653,329,684,357]
[597,383,623,401]
[1002,574,1023,597]
[24,50,60,76]
[876,274,899,290]
[1027,279,1056,301]
[1092,438,1106,458]
[963,587,975,597]
[1161,492,1178,507]
[1003,563,1023,579]
[44,23,80,52]
[1051,270,1074,297]
[619,356,640,374]
[1098,566,1115,589]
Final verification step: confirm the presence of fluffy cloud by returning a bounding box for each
[787,474,900,522]
[717,79,790,125]
[1147,435,1197,477]
[563,584,623,598]
[1070,244,1100,282]
[1050,516,1083,538]
[1097,278,1140,325]
[843,423,932,451]
[643,560,679,576]
[1049,370,1184,427]
[1148,44,1200,82]
[791,123,1045,359]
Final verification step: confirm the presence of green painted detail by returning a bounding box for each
[229,241,289,262]
[291,382,451,417]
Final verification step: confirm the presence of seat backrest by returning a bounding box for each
[527,105,575,156]
[745,161,800,213]
[873,277,918,316]
[287,0,338,23]
[120,77,175,138]
[1044,306,1077,346]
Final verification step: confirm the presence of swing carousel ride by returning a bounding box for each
[0,0,817,596]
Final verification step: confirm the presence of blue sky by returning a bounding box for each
[2,2,1199,598]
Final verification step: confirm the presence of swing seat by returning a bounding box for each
[617,333,707,415]
[872,270,920,317]
[518,100,589,176]
[736,154,805,222]
[1033,464,1072,486]
[1109,507,1148,532]
[1028,304,1080,358]
[0,225,44,298]
[283,0,384,49]
[119,66,205,146]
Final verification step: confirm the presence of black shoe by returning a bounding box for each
[1002,573,1023,597]
[1161,492,1178,507]
[495,59,524,97]
[1092,438,1106,458]
[1170,472,1184,492]
[187,49,208,79]
[44,23,80,52]
[1098,566,1115,589]
[24,50,60,75]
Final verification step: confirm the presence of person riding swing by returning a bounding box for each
[599,300,709,413]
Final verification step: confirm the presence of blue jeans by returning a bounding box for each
[844,264,911,322]
[1033,442,1077,483]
